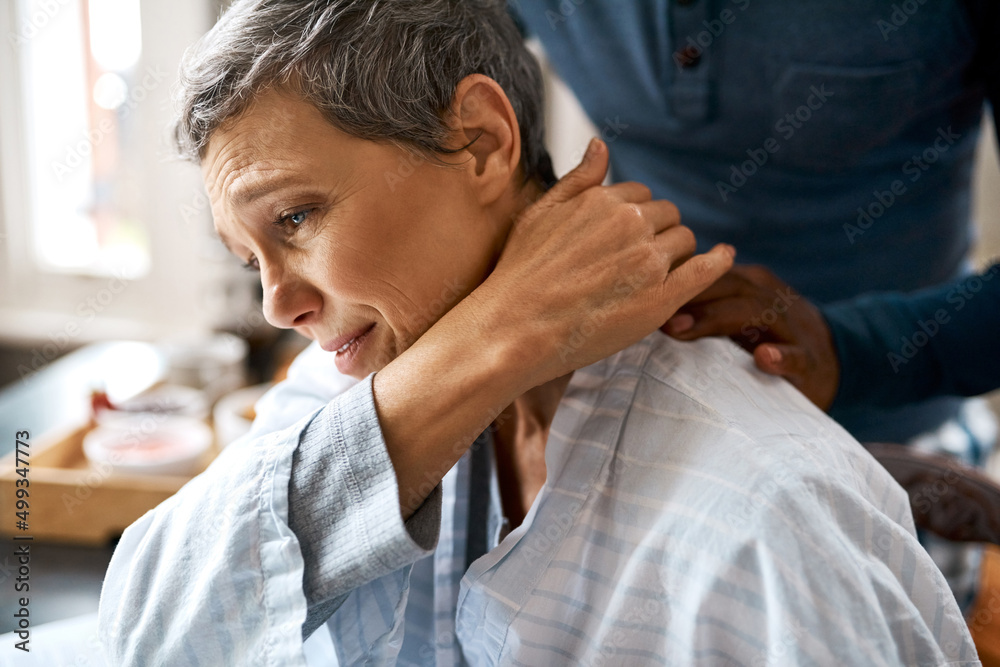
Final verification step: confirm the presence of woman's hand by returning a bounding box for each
[375,138,734,517]
[662,264,840,410]
[476,137,736,390]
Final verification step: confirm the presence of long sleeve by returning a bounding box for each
[98,344,440,666]
[823,264,1000,412]
[288,378,441,639]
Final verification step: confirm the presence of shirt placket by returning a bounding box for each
[666,0,715,123]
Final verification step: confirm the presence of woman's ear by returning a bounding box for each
[448,74,522,206]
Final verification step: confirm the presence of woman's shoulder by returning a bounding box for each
[610,334,908,522]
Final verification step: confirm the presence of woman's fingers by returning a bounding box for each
[641,199,683,233]
[657,244,735,316]
[605,181,653,203]
[652,223,697,268]
[663,266,800,340]
[539,138,609,206]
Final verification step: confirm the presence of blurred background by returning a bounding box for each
[0,0,998,639]
[0,0,294,387]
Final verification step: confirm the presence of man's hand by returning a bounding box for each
[662,264,840,410]
[477,137,736,389]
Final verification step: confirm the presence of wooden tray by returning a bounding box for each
[0,423,218,546]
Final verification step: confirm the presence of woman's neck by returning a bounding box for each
[491,372,573,529]
[488,176,567,528]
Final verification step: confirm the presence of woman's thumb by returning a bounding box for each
[546,138,609,203]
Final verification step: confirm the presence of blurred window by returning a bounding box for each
[15,0,150,278]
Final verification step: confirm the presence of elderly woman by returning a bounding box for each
[98,1,977,665]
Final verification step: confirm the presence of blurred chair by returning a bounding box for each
[866,443,1000,665]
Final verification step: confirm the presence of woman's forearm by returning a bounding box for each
[374,285,534,518]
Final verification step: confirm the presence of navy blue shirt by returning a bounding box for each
[824,264,1000,410]
[513,0,998,442]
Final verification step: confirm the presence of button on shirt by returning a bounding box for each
[513,0,985,297]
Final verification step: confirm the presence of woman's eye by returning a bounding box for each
[279,210,310,228]
[242,255,260,272]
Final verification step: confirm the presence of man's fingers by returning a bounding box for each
[662,313,695,335]
[753,343,830,408]
[658,244,735,316]
[675,271,754,307]
[753,343,807,378]
[735,264,787,290]
[544,138,609,204]
[664,296,760,339]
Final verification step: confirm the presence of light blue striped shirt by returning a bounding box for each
[320,335,977,665]
[98,333,978,666]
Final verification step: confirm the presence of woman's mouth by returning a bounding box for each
[325,323,376,376]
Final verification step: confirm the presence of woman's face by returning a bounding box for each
[203,89,511,379]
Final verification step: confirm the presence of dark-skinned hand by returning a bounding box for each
[662,264,840,411]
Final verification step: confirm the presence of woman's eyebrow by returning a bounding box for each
[230,174,300,208]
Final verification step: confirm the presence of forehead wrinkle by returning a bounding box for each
[228,171,302,208]
[214,140,312,208]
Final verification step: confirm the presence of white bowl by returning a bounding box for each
[96,384,210,426]
[83,414,213,476]
[160,333,248,403]
[213,383,271,448]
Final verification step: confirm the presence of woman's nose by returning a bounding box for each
[261,264,320,329]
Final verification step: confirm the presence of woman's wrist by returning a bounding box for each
[372,288,532,518]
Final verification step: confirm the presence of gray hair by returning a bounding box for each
[174,0,555,185]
